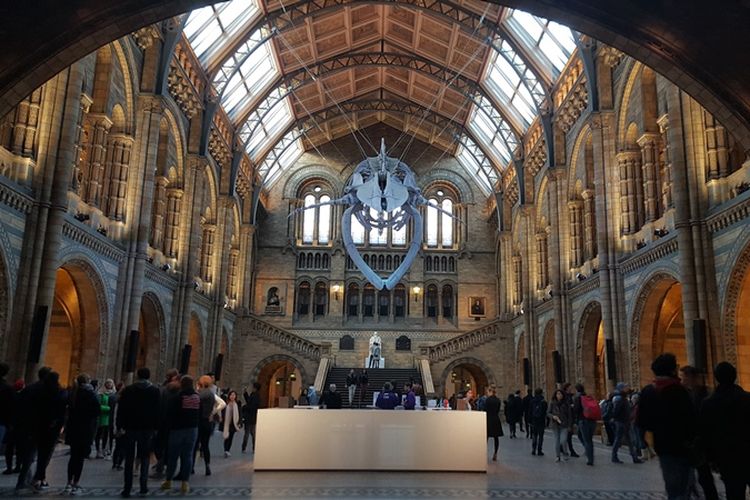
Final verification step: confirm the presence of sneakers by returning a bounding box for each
[612,457,624,464]
[2,469,13,475]
[120,490,131,498]
[205,465,212,476]
[71,485,84,496]
[555,456,561,462]
[63,484,73,495]
[633,458,644,464]
[570,452,580,458]
[224,451,231,458]
[180,481,190,494]
[96,451,104,459]
[160,480,172,490]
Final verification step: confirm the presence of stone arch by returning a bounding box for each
[283,165,344,199]
[138,291,167,378]
[438,357,496,399]
[48,258,111,385]
[568,125,593,196]
[629,271,683,386]
[419,168,476,204]
[721,239,750,386]
[187,312,203,377]
[249,354,308,408]
[576,300,606,398]
[617,60,644,147]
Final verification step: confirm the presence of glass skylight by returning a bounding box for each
[258,131,304,188]
[484,48,537,127]
[506,10,576,76]
[221,38,279,118]
[456,136,498,196]
[183,0,259,63]
[237,92,294,159]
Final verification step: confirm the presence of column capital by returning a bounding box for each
[636,132,660,148]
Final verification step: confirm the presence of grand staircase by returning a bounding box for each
[324,367,422,408]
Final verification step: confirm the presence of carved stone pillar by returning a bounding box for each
[658,115,674,210]
[226,247,239,303]
[581,189,597,260]
[536,231,549,289]
[568,200,584,267]
[616,150,640,235]
[70,94,92,193]
[105,134,133,221]
[239,224,255,312]
[84,115,112,207]
[638,133,661,222]
[150,176,168,250]
[11,88,43,157]
[704,111,730,179]
[164,188,183,258]
[512,254,522,306]
[200,224,216,284]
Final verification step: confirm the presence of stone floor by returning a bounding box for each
[0,427,673,499]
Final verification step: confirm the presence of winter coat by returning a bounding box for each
[699,383,750,474]
[485,395,504,438]
[66,384,101,447]
[117,379,161,431]
[222,401,242,438]
[549,398,572,429]
[167,389,200,430]
[242,390,261,425]
[637,377,696,457]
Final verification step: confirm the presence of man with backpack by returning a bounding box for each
[611,382,643,464]
[574,383,599,466]
[530,388,547,456]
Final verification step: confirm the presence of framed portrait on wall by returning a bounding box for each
[469,297,486,318]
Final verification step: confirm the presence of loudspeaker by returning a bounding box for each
[693,319,707,373]
[27,305,49,363]
[213,354,224,382]
[179,344,192,375]
[523,358,531,386]
[606,338,617,380]
[124,330,140,373]
[552,350,563,383]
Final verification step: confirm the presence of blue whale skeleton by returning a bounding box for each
[290,140,459,290]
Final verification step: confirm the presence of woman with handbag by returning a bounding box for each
[222,391,242,457]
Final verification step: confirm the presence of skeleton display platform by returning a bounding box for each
[253,408,486,472]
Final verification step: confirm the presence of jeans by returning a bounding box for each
[611,421,637,461]
[658,454,694,500]
[123,430,153,494]
[552,425,569,459]
[577,419,595,464]
[348,385,356,406]
[224,427,236,452]
[33,429,58,482]
[531,423,544,453]
[193,420,214,467]
[67,443,90,485]
[166,428,198,482]
[242,424,256,453]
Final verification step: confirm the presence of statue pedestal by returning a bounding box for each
[364,356,384,368]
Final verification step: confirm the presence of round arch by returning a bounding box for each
[576,301,606,398]
[629,271,685,386]
[138,292,166,378]
[249,354,309,408]
[721,239,750,386]
[438,357,496,399]
[187,313,203,377]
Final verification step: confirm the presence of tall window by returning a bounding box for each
[394,285,406,318]
[369,208,388,245]
[299,188,332,246]
[425,189,458,249]
[350,214,366,244]
[347,283,359,317]
[314,282,328,317]
[363,285,375,317]
[442,285,454,319]
[297,281,310,316]
[426,285,438,318]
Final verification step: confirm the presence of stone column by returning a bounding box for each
[164,187,183,258]
[70,94,92,193]
[658,115,674,210]
[536,232,548,290]
[581,189,597,261]
[568,200,584,267]
[616,150,640,235]
[11,87,43,158]
[638,132,661,222]
[150,175,168,250]
[239,224,255,312]
[704,111,730,180]
[105,134,134,221]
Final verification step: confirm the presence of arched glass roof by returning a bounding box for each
[183,0,578,192]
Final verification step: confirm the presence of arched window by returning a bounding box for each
[363,284,375,317]
[394,284,406,318]
[442,285,454,319]
[424,188,459,249]
[378,290,390,317]
[369,208,388,245]
[314,282,328,317]
[350,214,365,244]
[298,186,333,246]
[426,284,438,318]
[347,283,359,317]
[297,281,310,315]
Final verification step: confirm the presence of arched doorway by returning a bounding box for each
[253,357,304,408]
[579,302,606,399]
[632,275,686,385]
[723,243,750,386]
[137,293,163,375]
[441,361,491,399]
[516,332,526,390]
[46,264,104,386]
[219,329,230,384]
[732,269,750,384]
[187,314,203,377]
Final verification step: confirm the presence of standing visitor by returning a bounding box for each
[637,353,697,500]
[28,370,66,493]
[358,370,369,408]
[194,375,225,476]
[522,390,532,438]
[530,388,547,456]
[346,369,357,407]
[699,362,750,500]
[574,383,598,466]
[549,389,571,462]
[562,383,580,457]
[375,382,399,409]
[306,383,319,406]
[162,376,200,495]
[611,383,642,464]
[3,378,24,475]
[680,365,718,500]
[320,384,343,409]
[222,391,242,457]
[64,374,101,496]
[95,379,116,459]
[484,387,503,461]
[117,367,161,498]
[403,384,417,410]
[151,369,180,479]
[504,393,519,438]
[242,383,261,454]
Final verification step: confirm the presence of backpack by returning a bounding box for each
[531,399,546,420]
[581,395,602,420]
[600,399,613,421]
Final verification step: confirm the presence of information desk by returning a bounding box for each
[254,408,486,472]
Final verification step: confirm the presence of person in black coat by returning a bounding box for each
[320,384,342,409]
[699,362,750,500]
[484,388,503,461]
[64,374,101,495]
[530,388,547,456]
[242,383,261,453]
[504,394,518,438]
[117,367,161,498]
[637,353,697,500]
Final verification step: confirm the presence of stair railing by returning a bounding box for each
[246,315,322,361]
[427,320,501,363]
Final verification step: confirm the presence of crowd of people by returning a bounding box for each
[0,364,261,497]
[458,355,750,500]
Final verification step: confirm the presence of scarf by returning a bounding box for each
[223,401,240,438]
